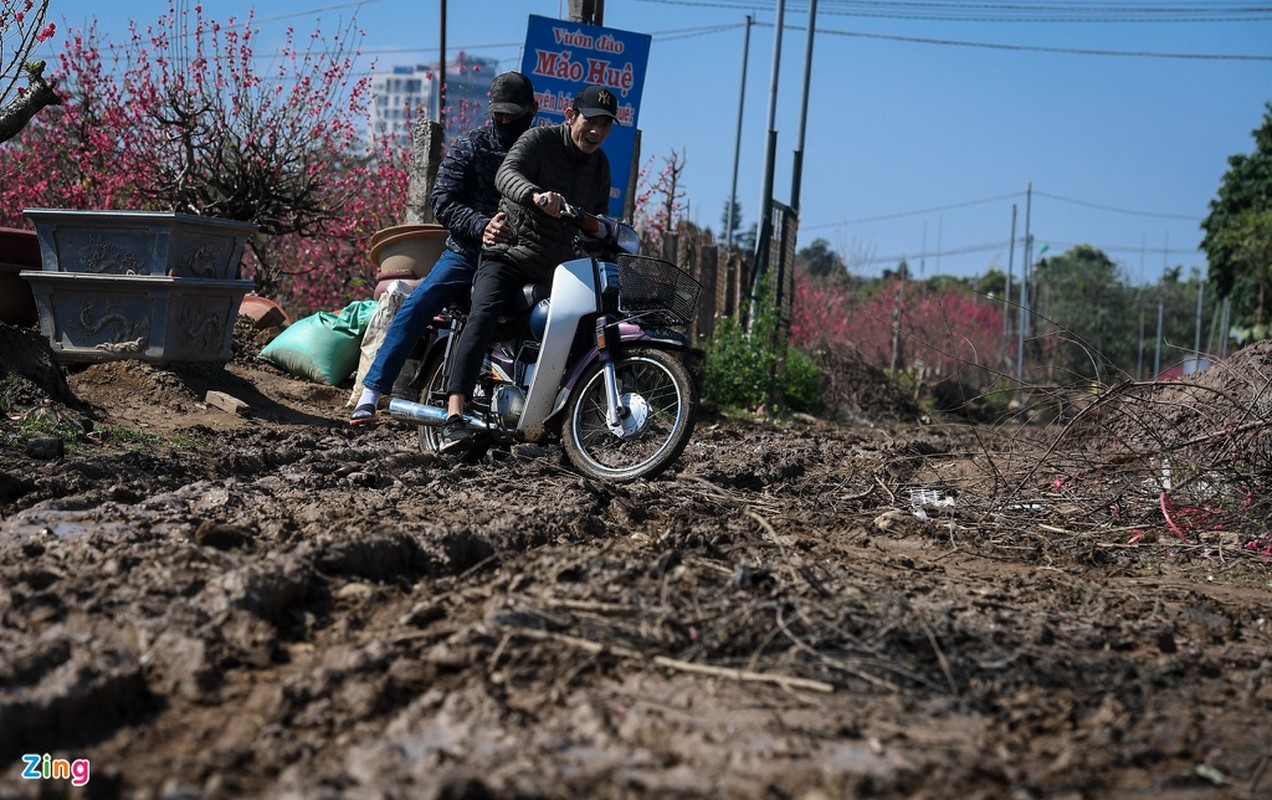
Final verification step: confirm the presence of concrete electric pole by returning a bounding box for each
[569,0,604,24]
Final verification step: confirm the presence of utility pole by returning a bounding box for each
[1154,233,1167,377]
[789,0,818,216]
[1016,183,1032,387]
[1137,305,1146,381]
[1220,296,1231,359]
[1192,273,1205,373]
[750,0,787,306]
[1004,203,1016,357]
[438,0,447,133]
[1154,294,1165,378]
[890,264,907,374]
[726,16,752,249]
[569,0,604,24]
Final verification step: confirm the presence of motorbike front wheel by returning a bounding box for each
[562,347,697,482]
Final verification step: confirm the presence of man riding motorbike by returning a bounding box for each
[439,84,618,452]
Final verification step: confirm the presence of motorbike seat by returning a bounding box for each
[492,283,549,339]
[439,283,546,318]
[503,283,546,315]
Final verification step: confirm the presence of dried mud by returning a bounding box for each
[2,324,1271,800]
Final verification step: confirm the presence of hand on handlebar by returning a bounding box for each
[529,190,564,216]
[531,190,582,218]
[532,192,602,238]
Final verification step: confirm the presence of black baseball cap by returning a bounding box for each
[572,85,617,120]
[489,72,534,115]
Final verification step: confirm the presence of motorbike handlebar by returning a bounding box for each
[535,195,640,257]
[544,197,604,239]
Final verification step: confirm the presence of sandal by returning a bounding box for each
[349,403,380,426]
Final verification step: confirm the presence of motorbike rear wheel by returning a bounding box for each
[415,354,448,454]
[562,347,696,482]
[414,353,493,462]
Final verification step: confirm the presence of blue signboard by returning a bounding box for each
[520,15,651,218]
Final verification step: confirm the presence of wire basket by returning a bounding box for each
[616,254,702,327]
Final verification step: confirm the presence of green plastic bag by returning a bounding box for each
[258,300,377,385]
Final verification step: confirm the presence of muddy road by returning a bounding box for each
[2,325,1270,799]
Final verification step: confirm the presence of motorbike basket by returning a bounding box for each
[616,254,702,327]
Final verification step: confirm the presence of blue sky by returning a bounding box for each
[31,0,1272,283]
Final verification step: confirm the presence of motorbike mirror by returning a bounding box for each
[616,222,640,254]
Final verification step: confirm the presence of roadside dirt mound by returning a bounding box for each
[1,323,1270,799]
[1100,339,1272,445]
[818,348,922,425]
[0,325,91,415]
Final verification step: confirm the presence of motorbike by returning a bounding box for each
[387,203,702,483]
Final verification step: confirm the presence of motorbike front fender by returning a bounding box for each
[546,332,695,423]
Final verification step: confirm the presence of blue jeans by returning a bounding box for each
[362,248,476,396]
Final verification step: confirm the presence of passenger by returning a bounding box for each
[350,71,538,425]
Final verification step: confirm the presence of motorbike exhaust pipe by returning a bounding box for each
[387,398,487,432]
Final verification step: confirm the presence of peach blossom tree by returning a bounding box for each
[792,272,1005,385]
[0,0,59,142]
[0,2,409,312]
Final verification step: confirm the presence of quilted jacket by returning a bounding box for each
[429,125,509,264]
[488,122,611,278]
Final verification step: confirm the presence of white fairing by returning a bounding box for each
[517,257,597,440]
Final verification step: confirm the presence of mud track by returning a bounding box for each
[2,326,1270,799]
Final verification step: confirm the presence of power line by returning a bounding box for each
[1044,240,1199,257]
[806,189,1196,229]
[803,191,1023,228]
[652,22,752,40]
[635,1,1272,60]
[1033,190,1199,220]
[807,0,1272,24]
[853,239,1011,266]
[752,19,1272,60]
[852,238,1200,269]
[813,10,1272,23]
[256,1,382,25]
[818,1,1272,14]
[53,21,739,72]
[639,0,1272,22]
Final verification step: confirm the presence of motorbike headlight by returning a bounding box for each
[616,223,640,254]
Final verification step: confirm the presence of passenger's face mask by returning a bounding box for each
[495,111,534,146]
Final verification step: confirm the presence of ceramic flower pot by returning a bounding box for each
[21,270,254,363]
[239,294,292,329]
[24,209,257,279]
[368,223,443,253]
[369,223,448,281]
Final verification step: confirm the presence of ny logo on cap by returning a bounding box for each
[598,90,613,106]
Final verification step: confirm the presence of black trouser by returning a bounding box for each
[446,252,546,400]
